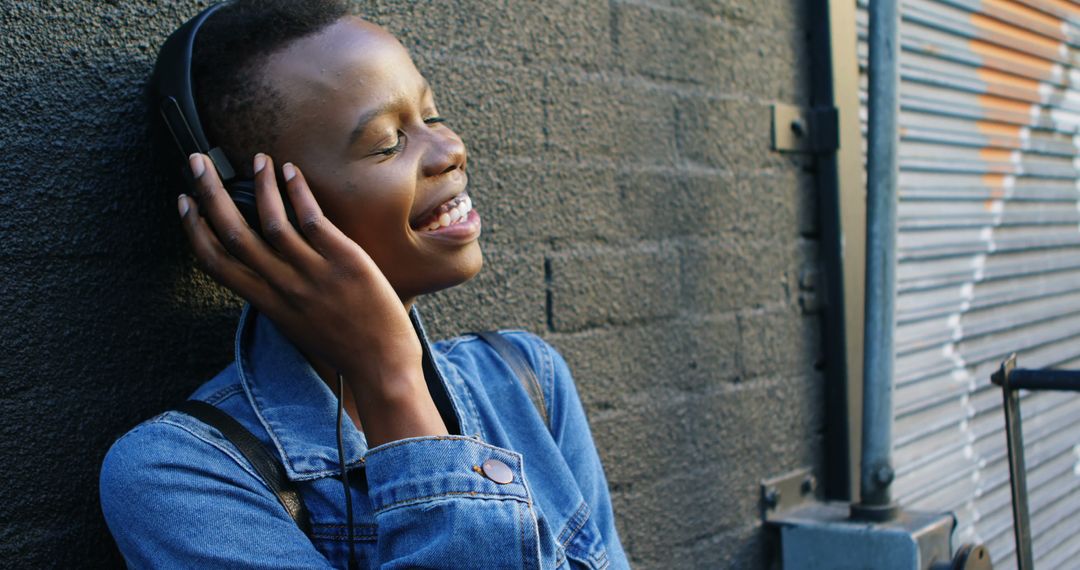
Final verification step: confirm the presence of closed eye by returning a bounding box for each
[372,117,448,157]
[374,131,405,156]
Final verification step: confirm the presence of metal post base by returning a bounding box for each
[773,502,957,570]
[850,500,901,522]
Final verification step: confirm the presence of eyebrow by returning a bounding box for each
[347,79,432,147]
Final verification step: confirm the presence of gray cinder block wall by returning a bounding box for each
[2,1,822,568]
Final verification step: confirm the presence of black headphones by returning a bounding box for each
[149,2,297,232]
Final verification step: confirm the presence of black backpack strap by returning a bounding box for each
[173,400,312,536]
[473,331,550,430]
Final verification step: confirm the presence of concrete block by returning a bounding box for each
[737,309,822,377]
[590,375,824,493]
[611,1,810,101]
[616,169,805,242]
[680,236,793,314]
[420,58,547,160]
[543,71,680,166]
[688,375,826,471]
[675,96,795,172]
[550,314,741,408]
[611,1,723,84]
[616,466,763,557]
[368,0,614,69]
[465,160,621,247]
[0,254,240,568]
[684,171,804,242]
[649,0,810,30]
[548,243,682,332]
[588,395,699,487]
[421,245,547,338]
[644,523,775,570]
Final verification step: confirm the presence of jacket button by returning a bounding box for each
[481,459,514,484]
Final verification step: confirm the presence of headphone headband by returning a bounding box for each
[150,2,236,182]
[150,1,298,233]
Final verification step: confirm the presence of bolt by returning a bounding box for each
[874,465,895,487]
[790,118,806,137]
[801,475,817,495]
[764,488,781,508]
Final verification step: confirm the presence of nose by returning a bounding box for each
[422,126,467,178]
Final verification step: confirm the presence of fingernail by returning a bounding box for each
[283,163,297,182]
[177,194,190,217]
[188,153,205,178]
[254,153,267,174]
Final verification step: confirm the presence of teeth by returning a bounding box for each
[419,193,475,231]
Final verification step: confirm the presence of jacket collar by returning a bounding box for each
[232,303,464,481]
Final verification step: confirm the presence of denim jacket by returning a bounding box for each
[100,303,629,569]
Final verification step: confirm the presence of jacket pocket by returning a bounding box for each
[558,501,610,570]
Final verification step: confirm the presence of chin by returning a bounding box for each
[405,244,484,299]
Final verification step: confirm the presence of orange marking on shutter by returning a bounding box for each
[976,122,1022,137]
[983,174,1006,208]
[982,173,1007,192]
[977,94,1039,125]
[979,148,1015,162]
[977,68,1043,102]
[978,148,1018,173]
[970,40,1056,77]
[983,0,1065,33]
[978,94,1036,114]
[971,14,1062,54]
[1041,0,1080,19]
[978,121,1023,149]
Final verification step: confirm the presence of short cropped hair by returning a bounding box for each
[192,0,350,167]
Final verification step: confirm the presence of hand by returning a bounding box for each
[178,153,447,445]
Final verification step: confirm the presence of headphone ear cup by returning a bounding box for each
[228,184,262,232]
[226,179,301,236]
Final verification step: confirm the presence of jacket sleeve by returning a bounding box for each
[363,334,628,570]
[535,336,631,570]
[362,435,544,569]
[100,418,334,569]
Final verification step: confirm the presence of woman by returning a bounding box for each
[99,1,628,568]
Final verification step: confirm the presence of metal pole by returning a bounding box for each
[852,0,901,521]
[993,356,1035,570]
[1006,368,1080,391]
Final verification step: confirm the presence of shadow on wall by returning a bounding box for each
[2,3,244,567]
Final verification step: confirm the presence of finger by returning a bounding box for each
[282,162,366,263]
[178,193,276,309]
[188,153,293,280]
[252,153,324,268]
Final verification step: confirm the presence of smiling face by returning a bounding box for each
[259,17,482,304]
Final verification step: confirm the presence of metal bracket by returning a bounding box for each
[761,467,817,521]
[762,468,983,569]
[771,103,839,153]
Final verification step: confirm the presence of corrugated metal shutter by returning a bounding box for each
[855,0,1080,567]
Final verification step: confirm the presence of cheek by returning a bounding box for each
[309,165,415,226]
[356,167,416,208]
[334,171,421,259]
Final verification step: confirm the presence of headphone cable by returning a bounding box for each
[336,371,359,570]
